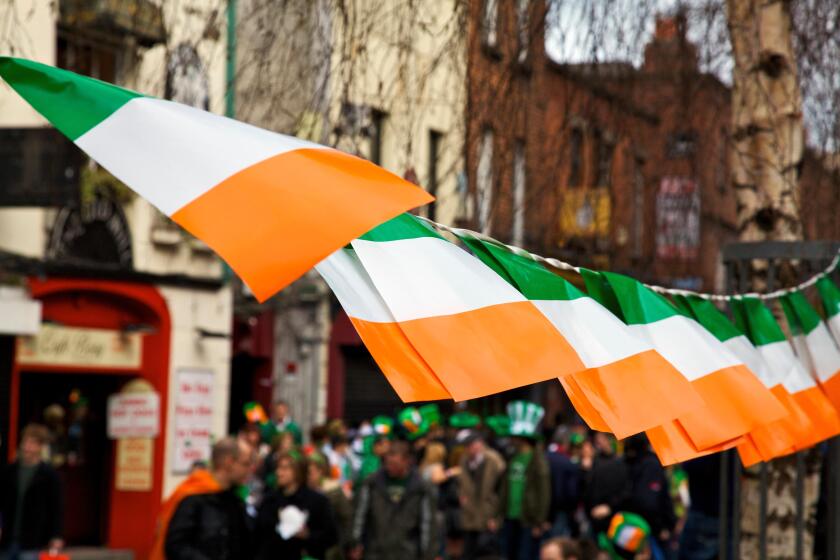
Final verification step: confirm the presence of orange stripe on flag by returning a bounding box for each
[566,349,704,439]
[790,385,840,445]
[677,365,783,450]
[559,376,611,433]
[399,301,586,401]
[647,421,742,465]
[767,385,821,452]
[819,372,840,412]
[172,148,433,301]
[350,318,451,402]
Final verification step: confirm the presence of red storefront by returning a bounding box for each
[7,278,171,557]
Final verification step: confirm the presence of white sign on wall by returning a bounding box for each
[172,368,215,473]
[108,392,160,439]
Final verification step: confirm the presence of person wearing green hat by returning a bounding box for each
[498,401,550,560]
[356,417,394,486]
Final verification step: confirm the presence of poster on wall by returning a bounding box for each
[172,368,215,474]
[116,438,154,491]
[656,176,700,259]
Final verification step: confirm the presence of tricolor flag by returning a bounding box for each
[781,291,840,410]
[0,57,432,301]
[817,277,840,348]
[584,272,775,464]
[315,248,450,402]
[730,297,840,447]
[453,231,702,438]
[349,214,588,401]
[675,296,800,466]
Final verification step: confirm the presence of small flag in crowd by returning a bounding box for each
[0,57,432,301]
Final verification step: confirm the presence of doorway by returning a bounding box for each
[18,371,126,546]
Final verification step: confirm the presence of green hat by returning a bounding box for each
[372,415,394,438]
[507,400,544,438]
[243,401,268,424]
[398,407,429,440]
[597,512,651,559]
[485,414,511,437]
[419,403,442,427]
[449,411,481,429]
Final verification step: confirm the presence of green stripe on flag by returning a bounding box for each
[817,277,840,319]
[457,234,585,302]
[781,292,821,335]
[0,57,142,141]
[358,213,442,242]
[457,235,518,287]
[580,269,624,320]
[675,295,743,342]
[729,297,787,346]
[600,272,686,325]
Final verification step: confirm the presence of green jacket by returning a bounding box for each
[499,446,550,528]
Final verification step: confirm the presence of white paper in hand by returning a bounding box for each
[276,505,308,540]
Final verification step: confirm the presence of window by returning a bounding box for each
[427,130,443,222]
[58,34,121,83]
[516,0,530,63]
[667,131,697,158]
[477,129,494,234]
[594,130,614,188]
[483,0,499,48]
[568,127,583,187]
[512,141,526,246]
[369,109,387,165]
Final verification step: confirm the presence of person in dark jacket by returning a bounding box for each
[623,434,676,556]
[165,437,255,560]
[581,432,629,537]
[349,440,439,560]
[256,451,338,560]
[678,455,720,560]
[546,428,580,538]
[0,424,64,559]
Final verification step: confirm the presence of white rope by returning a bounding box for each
[417,215,840,302]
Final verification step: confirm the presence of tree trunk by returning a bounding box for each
[726,1,814,559]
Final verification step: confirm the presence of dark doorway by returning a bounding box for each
[18,371,125,546]
[341,345,403,425]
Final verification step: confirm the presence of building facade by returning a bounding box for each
[0,0,231,556]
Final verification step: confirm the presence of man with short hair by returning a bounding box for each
[165,437,255,560]
[458,431,506,559]
[0,424,64,560]
[350,440,438,560]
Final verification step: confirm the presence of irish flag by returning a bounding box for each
[781,291,840,410]
[315,248,450,402]
[675,296,800,465]
[0,57,432,301]
[730,297,840,447]
[817,277,840,350]
[584,272,777,464]
[454,231,702,439]
[349,214,588,401]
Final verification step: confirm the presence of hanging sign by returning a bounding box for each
[17,325,142,369]
[115,437,154,491]
[172,368,215,473]
[108,392,160,439]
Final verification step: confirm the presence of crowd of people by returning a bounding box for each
[153,399,713,560]
[0,399,720,560]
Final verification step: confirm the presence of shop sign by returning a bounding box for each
[108,392,160,439]
[115,437,154,491]
[559,188,611,240]
[17,325,142,369]
[173,368,215,474]
[656,176,700,259]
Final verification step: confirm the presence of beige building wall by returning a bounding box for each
[0,0,233,497]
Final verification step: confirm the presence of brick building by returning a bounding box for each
[466,3,839,294]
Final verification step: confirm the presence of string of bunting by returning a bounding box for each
[418,215,840,302]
